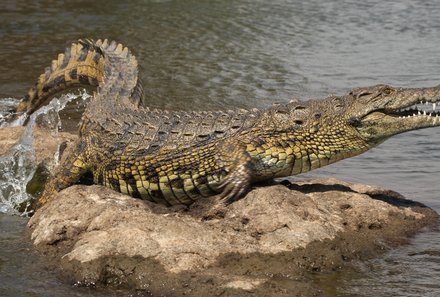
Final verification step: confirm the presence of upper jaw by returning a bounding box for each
[364,85,440,122]
[386,85,440,110]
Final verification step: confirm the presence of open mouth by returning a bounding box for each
[388,100,440,119]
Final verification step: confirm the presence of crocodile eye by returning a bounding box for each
[356,91,372,99]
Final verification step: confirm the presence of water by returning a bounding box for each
[0,91,90,214]
[0,0,439,295]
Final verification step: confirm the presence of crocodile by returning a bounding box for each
[4,39,440,210]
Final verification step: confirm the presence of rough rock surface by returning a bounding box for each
[28,178,439,297]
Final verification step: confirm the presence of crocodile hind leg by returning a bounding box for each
[33,139,90,210]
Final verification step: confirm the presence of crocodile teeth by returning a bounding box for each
[395,99,440,119]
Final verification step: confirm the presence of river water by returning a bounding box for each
[0,0,439,296]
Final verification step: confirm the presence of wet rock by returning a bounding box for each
[0,125,77,212]
[28,178,439,296]
[0,126,24,155]
[32,127,77,170]
[0,125,77,169]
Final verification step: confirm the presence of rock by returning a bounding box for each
[0,123,76,212]
[32,128,77,170]
[27,178,439,297]
[0,125,77,169]
[0,126,24,155]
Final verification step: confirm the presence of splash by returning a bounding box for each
[0,91,91,215]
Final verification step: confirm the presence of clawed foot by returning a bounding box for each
[217,163,251,204]
[201,163,252,220]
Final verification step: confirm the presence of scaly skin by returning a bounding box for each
[4,39,440,209]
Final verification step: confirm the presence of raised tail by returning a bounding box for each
[5,39,143,125]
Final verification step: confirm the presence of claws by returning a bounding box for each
[217,163,251,204]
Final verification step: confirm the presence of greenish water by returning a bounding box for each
[1,0,439,296]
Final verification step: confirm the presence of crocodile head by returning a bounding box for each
[265,84,440,173]
[344,84,440,144]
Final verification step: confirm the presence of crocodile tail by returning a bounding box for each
[9,39,106,124]
[7,39,143,125]
[85,39,143,112]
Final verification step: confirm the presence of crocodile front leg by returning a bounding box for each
[215,139,254,204]
[218,162,253,204]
